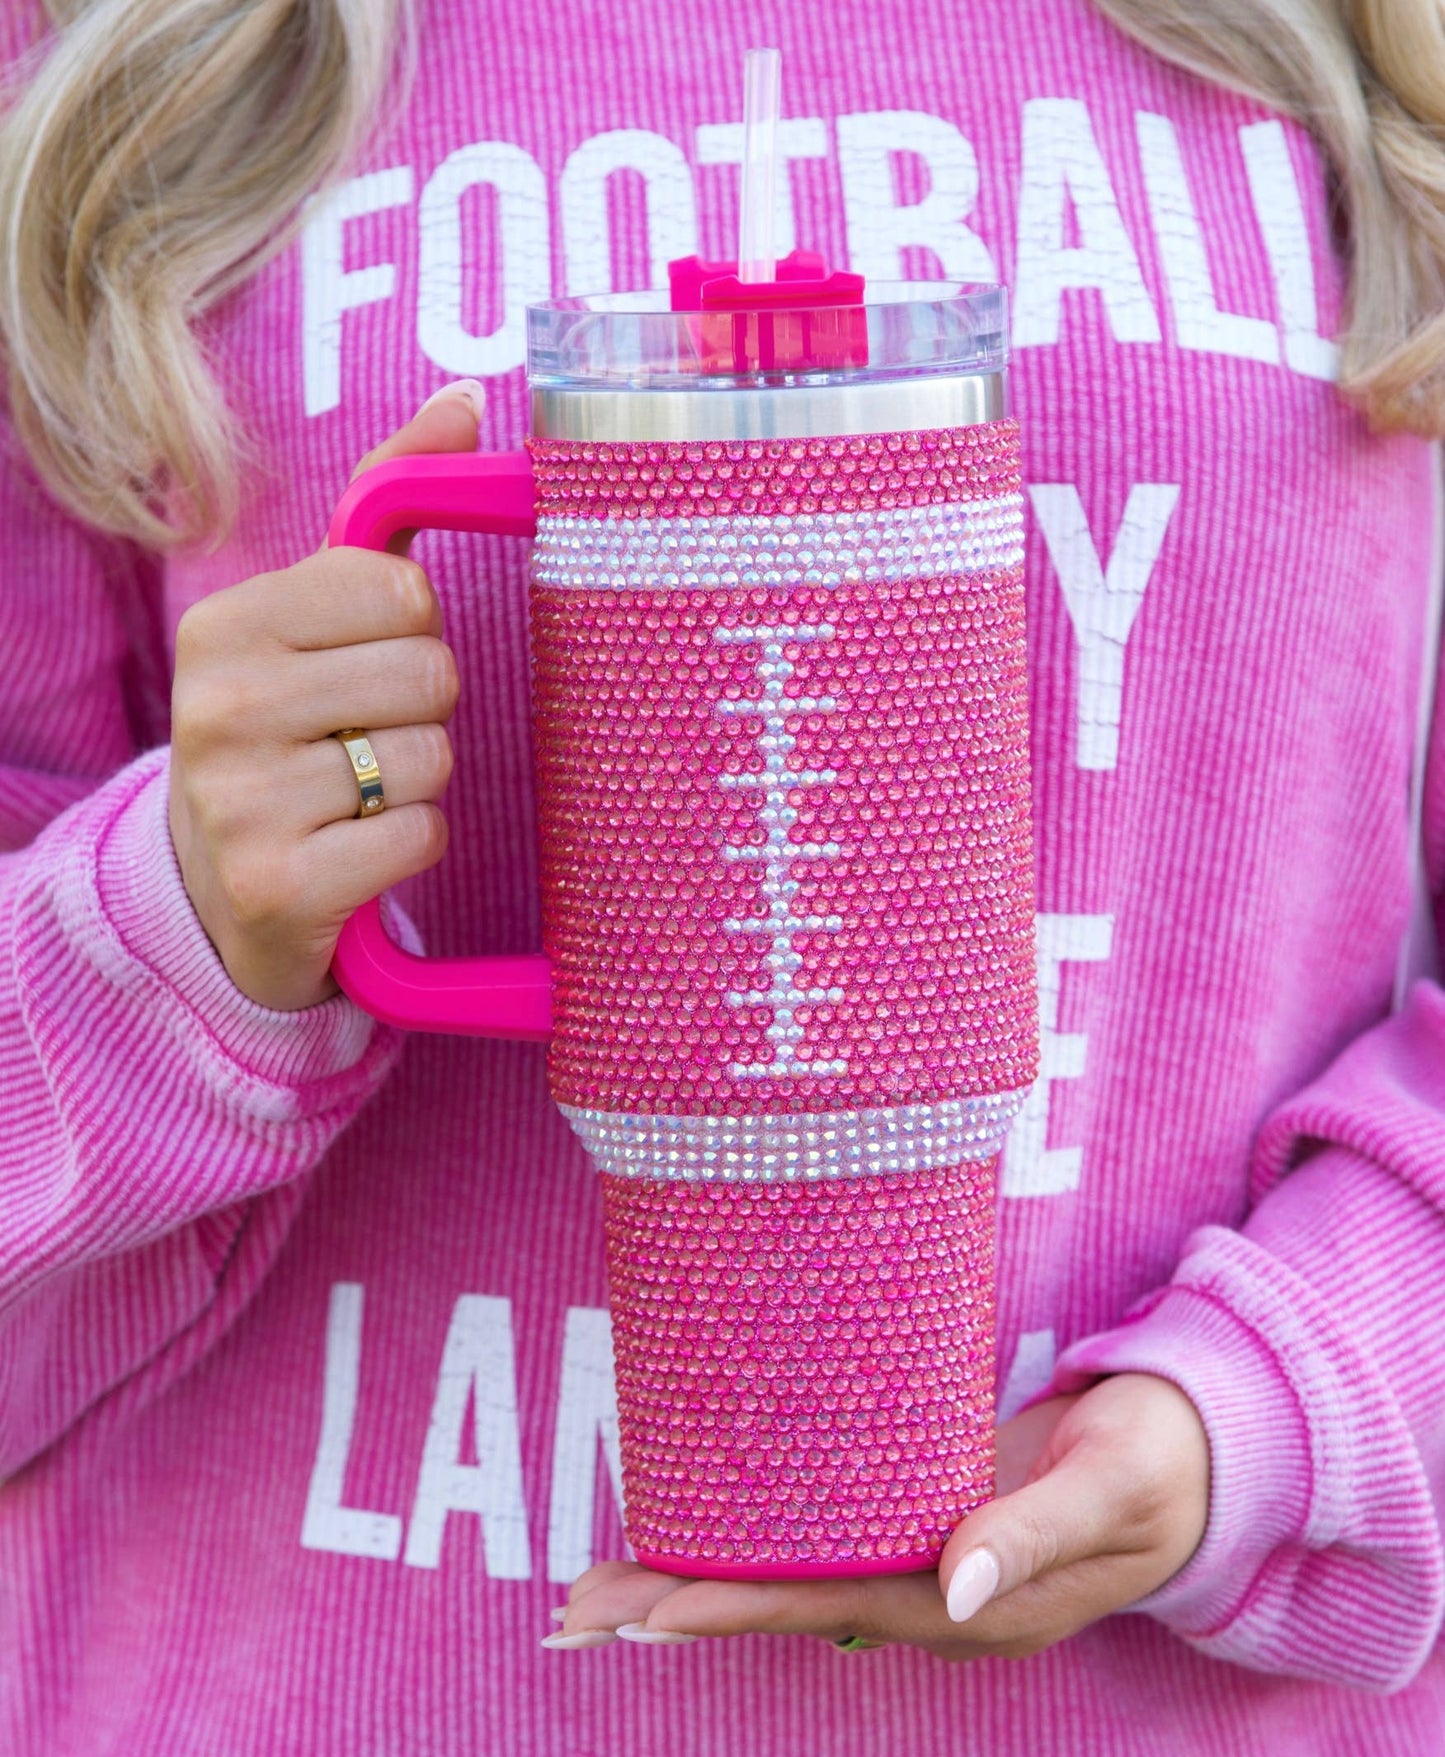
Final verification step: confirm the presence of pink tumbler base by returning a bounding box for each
[604,1161,998,1577]
[630,1548,944,1583]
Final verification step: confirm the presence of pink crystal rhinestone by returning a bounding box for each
[527,422,1035,1576]
[530,423,1022,521]
[603,1161,998,1575]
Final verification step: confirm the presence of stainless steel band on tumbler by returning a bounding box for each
[532,371,1006,443]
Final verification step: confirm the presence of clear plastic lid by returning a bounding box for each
[526,282,1007,391]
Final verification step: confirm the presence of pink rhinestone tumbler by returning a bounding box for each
[328,262,1038,1580]
[532,420,1034,1578]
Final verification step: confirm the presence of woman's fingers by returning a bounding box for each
[630,1572,944,1645]
[550,1379,1211,1663]
[993,1394,1078,1496]
[938,1451,1143,1626]
[188,550,441,656]
[564,1560,651,1600]
[167,384,487,1013]
[937,1374,1210,1629]
[552,1553,1167,1660]
[246,636,460,743]
[561,1563,950,1649]
[296,721,453,830]
[298,801,451,925]
[349,379,486,483]
[344,378,487,557]
[559,1564,694,1642]
[944,1549,1184,1657]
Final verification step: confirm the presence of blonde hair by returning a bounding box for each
[0,0,1441,549]
[1095,0,1445,435]
[0,0,411,549]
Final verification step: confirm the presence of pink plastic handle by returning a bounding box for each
[327,450,552,1040]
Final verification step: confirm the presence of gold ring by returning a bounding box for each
[833,1634,889,1652]
[333,729,385,817]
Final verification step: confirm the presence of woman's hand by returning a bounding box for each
[169,381,485,1011]
[550,1372,1209,1658]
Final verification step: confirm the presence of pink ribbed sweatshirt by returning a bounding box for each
[3,1,1445,1751]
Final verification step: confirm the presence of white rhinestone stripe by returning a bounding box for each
[559,1092,1028,1182]
[713,622,847,1082]
[532,496,1024,592]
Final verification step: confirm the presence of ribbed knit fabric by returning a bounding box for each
[3,0,1445,1752]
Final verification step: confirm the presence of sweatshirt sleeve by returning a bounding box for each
[1049,978,1445,1692]
[0,436,407,1477]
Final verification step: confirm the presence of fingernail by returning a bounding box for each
[615,1621,700,1645]
[548,1606,568,1624]
[539,1630,617,1649]
[945,1548,1000,1624]
[417,379,485,422]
